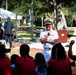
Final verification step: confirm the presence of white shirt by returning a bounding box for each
[40,29,59,49]
[40,29,59,62]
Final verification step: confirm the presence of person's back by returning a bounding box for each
[4,20,13,35]
[0,44,12,75]
[36,67,47,75]
[48,43,72,75]
[11,54,19,75]
[0,57,12,75]
[15,44,37,75]
[48,58,71,75]
[34,53,48,75]
[16,56,37,75]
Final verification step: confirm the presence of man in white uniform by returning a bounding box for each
[40,18,59,62]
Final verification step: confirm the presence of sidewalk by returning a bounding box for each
[28,43,43,49]
[13,38,69,50]
[12,40,69,50]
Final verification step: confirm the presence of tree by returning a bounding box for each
[0,0,4,7]
[1,0,76,27]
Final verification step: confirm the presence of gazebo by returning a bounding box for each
[0,8,22,40]
[0,8,22,20]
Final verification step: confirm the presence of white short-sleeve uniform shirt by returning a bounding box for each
[40,29,59,62]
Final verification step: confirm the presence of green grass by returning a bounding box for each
[17,30,73,39]
[15,27,75,41]
[17,31,36,39]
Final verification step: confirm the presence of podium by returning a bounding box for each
[57,30,68,43]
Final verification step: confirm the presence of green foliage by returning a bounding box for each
[66,15,73,27]
[12,20,16,26]
[1,0,76,27]
[62,1,76,15]
[0,0,5,7]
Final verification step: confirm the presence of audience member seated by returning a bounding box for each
[0,44,12,75]
[68,40,76,66]
[48,43,72,75]
[11,54,19,75]
[15,44,37,75]
[34,52,48,75]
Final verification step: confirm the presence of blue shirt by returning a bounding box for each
[36,66,47,75]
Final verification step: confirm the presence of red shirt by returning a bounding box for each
[0,57,12,75]
[48,58,72,75]
[15,56,37,75]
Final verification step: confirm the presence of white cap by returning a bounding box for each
[44,18,53,23]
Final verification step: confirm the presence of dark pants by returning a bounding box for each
[5,34,12,48]
[0,29,3,40]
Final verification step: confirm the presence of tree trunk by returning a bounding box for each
[54,1,67,30]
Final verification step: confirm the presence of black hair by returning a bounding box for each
[0,44,6,58]
[11,54,19,64]
[20,44,30,56]
[51,43,67,61]
[35,52,47,73]
[20,44,32,59]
